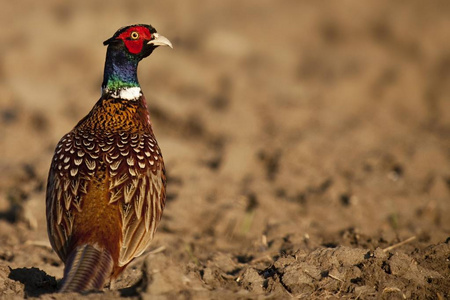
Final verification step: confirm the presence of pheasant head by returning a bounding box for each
[101,24,172,97]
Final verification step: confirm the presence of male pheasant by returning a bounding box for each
[45,24,172,293]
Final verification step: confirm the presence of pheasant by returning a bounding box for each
[45,24,172,293]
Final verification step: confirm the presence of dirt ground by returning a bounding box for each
[0,0,449,299]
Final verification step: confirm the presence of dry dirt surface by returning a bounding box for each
[0,1,449,299]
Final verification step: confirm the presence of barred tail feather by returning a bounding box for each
[59,244,114,293]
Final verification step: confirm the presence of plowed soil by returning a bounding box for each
[0,1,449,299]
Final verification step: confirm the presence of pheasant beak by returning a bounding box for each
[148,33,173,49]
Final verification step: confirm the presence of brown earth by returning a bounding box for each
[0,0,449,299]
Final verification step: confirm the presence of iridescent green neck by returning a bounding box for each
[102,46,140,90]
[105,76,139,90]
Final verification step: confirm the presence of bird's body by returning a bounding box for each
[45,24,172,292]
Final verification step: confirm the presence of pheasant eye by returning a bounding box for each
[130,31,139,40]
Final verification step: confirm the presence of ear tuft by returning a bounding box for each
[103,37,114,46]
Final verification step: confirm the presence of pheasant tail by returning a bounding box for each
[59,245,114,293]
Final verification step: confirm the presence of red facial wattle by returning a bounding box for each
[118,26,152,54]
[123,39,144,54]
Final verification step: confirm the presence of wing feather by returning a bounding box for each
[46,131,97,261]
[117,134,166,266]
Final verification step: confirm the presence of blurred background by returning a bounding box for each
[0,0,449,298]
